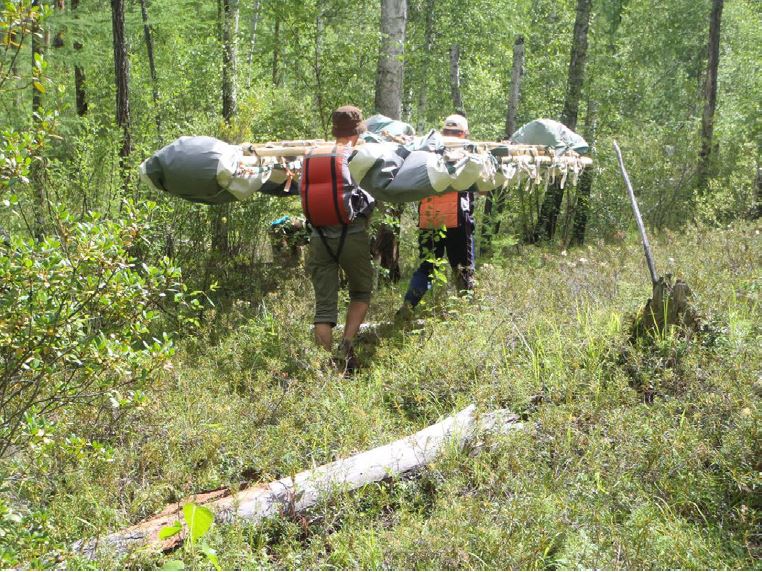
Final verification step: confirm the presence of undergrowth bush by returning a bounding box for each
[0,202,199,455]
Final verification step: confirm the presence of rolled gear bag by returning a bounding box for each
[139,136,293,205]
[139,136,238,204]
[300,144,374,226]
[509,119,589,155]
[364,114,416,138]
[349,131,497,203]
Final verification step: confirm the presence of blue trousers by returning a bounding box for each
[403,223,475,307]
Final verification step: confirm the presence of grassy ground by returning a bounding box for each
[4,222,760,570]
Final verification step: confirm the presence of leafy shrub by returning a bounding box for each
[0,202,199,454]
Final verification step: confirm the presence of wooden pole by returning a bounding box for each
[613,140,659,285]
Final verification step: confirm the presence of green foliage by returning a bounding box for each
[0,0,760,568]
[0,202,198,453]
[183,502,214,544]
[157,502,217,571]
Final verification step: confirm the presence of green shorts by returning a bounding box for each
[306,229,373,326]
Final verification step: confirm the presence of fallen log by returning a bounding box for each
[73,405,522,559]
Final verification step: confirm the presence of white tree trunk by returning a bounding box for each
[74,405,522,559]
[375,0,407,119]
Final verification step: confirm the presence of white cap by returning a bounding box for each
[442,114,469,133]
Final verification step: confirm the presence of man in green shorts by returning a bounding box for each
[300,106,375,373]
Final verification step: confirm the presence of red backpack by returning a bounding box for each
[300,144,353,227]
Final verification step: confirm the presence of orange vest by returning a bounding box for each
[300,144,352,227]
[418,192,460,229]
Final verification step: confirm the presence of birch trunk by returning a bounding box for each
[313,7,327,136]
[374,0,407,119]
[373,0,407,283]
[221,0,239,123]
[73,405,522,559]
[697,0,723,191]
[246,0,261,87]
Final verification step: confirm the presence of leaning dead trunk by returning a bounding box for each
[74,405,522,559]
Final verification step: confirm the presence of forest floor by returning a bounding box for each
[6,221,761,570]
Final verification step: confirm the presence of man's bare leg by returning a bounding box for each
[342,300,369,344]
[314,322,333,351]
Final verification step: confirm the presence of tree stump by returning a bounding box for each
[631,275,702,340]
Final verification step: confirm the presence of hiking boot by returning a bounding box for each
[338,339,359,376]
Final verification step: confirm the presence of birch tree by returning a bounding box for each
[222,0,239,122]
[697,0,723,191]
[373,0,408,282]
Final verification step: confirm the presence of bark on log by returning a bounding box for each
[74,405,522,559]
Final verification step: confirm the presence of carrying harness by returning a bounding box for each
[300,144,353,262]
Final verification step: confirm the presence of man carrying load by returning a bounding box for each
[396,114,476,320]
[301,106,375,374]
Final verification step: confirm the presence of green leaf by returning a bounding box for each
[183,502,213,542]
[160,560,185,571]
[158,520,182,540]
[200,543,221,571]
[33,81,45,94]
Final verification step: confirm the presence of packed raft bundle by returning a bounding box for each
[138,117,592,206]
